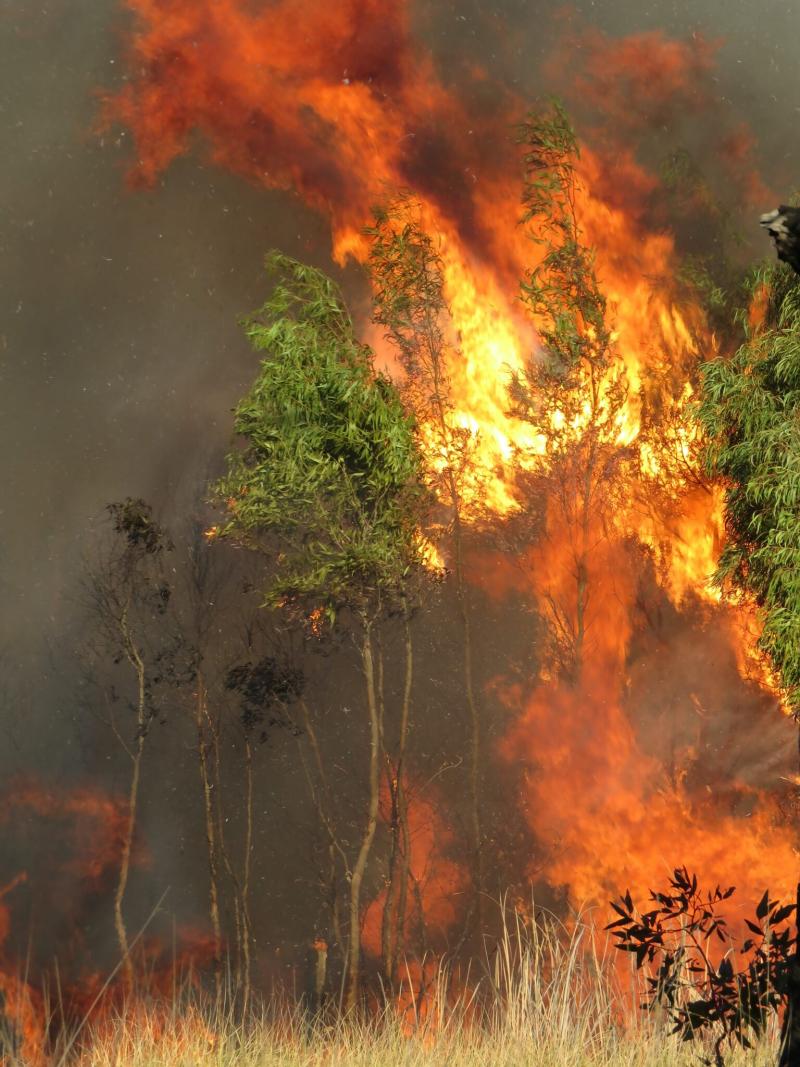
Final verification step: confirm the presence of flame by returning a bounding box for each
[0,785,134,1064]
[100,0,795,939]
[362,776,469,962]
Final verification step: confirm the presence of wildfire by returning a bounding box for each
[100,0,795,951]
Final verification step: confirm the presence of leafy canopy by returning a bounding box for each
[213,252,426,621]
[511,101,628,467]
[366,195,478,516]
[516,101,612,387]
[698,265,800,710]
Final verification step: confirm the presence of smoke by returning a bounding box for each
[2,0,800,992]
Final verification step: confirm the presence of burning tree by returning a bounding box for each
[212,252,427,1009]
[698,263,800,1066]
[510,103,635,682]
[367,196,487,952]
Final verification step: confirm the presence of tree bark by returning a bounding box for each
[297,698,347,956]
[240,737,254,1019]
[426,317,484,940]
[451,504,484,938]
[345,620,382,1012]
[194,670,223,1000]
[381,610,413,986]
[114,612,147,993]
[115,730,144,993]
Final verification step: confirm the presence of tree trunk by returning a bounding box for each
[429,325,484,939]
[115,618,147,993]
[115,729,144,993]
[345,620,382,1012]
[381,611,413,987]
[240,737,254,1019]
[451,505,484,939]
[195,670,223,1000]
[210,716,256,1014]
[298,698,346,956]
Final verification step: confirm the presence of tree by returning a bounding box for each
[212,252,426,1009]
[698,265,800,708]
[224,646,303,1014]
[697,263,800,1066]
[175,520,239,1003]
[83,498,181,990]
[510,102,634,682]
[367,196,486,946]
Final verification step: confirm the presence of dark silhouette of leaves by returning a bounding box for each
[608,869,796,1066]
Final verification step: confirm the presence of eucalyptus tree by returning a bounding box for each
[212,253,427,1009]
[510,103,633,682]
[697,263,800,1067]
[367,197,486,951]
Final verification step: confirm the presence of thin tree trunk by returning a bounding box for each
[451,504,484,937]
[211,722,243,991]
[429,323,484,938]
[381,610,413,986]
[381,770,401,988]
[345,620,382,1012]
[210,718,255,1018]
[397,781,411,972]
[195,670,223,1000]
[298,698,347,954]
[115,731,144,993]
[572,432,596,678]
[240,737,254,1019]
[115,615,147,993]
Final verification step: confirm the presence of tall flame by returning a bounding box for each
[100,0,797,924]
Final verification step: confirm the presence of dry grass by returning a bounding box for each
[5,910,781,1067]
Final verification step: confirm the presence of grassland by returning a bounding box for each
[5,913,781,1067]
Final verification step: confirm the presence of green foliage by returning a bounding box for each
[511,102,628,463]
[698,264,800,710]
[510,103,635,681]
[516,101,612,387]
[675,257,728,315]
[367,195,449,380]
[213,252,426,623]
[366,195,476,514]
